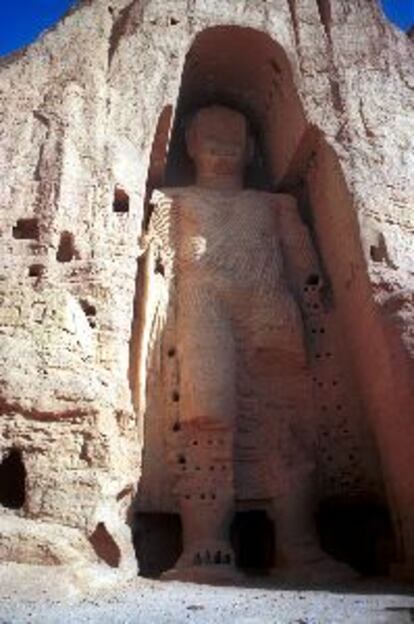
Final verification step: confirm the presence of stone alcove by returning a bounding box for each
[130,25,395,578]
[0,448,26,510]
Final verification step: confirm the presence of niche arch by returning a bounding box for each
[165,26,307,189]
[131,24,393,578]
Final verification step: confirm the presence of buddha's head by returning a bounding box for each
[186,106,252,186]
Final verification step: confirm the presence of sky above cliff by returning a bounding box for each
[0,0,413,57]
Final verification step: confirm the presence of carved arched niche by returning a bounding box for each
[131,26,395,577]
[165,26,306,189]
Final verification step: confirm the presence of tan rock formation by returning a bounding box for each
[0,0,413,583]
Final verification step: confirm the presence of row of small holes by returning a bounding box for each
[184,494,217,500]
[179,464,227,472]
[313,378,339,387]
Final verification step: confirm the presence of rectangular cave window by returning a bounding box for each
[113,187,130,213]
[12,218,40,240]
[0,448,26,509]
[28,264,44,278]
[56,231,77,263]
[230,510,275,574]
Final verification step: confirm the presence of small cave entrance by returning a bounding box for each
[316,495,397,577]
[89,522,121,568]
[0,448,26,509]
[231,510,275,574]
[56,231,78,263]
[12,218,40,240]
[112,186,130,213]
[132,512,183,578]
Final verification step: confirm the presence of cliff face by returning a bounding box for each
[0,0,413,580]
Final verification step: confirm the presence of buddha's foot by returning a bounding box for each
[161,541,243,583]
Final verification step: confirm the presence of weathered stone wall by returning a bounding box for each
[0,0,412,578]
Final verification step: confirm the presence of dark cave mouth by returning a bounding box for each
[131,499,396,579]
[0,448,26,510]
[315,495,397,577]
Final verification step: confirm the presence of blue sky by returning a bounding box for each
[0,0,413,57]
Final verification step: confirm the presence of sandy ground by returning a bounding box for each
[0,565,413,624]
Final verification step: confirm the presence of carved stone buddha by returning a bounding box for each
[140,105,355,582]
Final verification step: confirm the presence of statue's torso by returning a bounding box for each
[166,187,286,298]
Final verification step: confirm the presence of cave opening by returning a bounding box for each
[0,448,26,509]
[12,217,40,240]
[89,522,121,568]
[113,186,130,213]
[132,512,183,578]
[56,231,77,263]
[316,495,397,576]
[231,510,275,574]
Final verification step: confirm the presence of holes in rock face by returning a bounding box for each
[79,299,97,328]
[132,513,182,578]
[56,231,77,263]
[169,17,179,25]
[231,511,275,574]
[113,186,130,213]
[0,448,26,509]
[306,273,320,286]
[12,218,40,240]
[167,347,176,358]
[369,233,396,269]
[172,421,181,432]
[28,264,44,278]
[154,255,165,276]
[89,522,121,568]
[172,391,180,402]
[79,301,96,317]
[316,496,397,576]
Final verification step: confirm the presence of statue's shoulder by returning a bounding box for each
[249,191,298,211]
[245,191,298,221]
[150,186,192,206]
